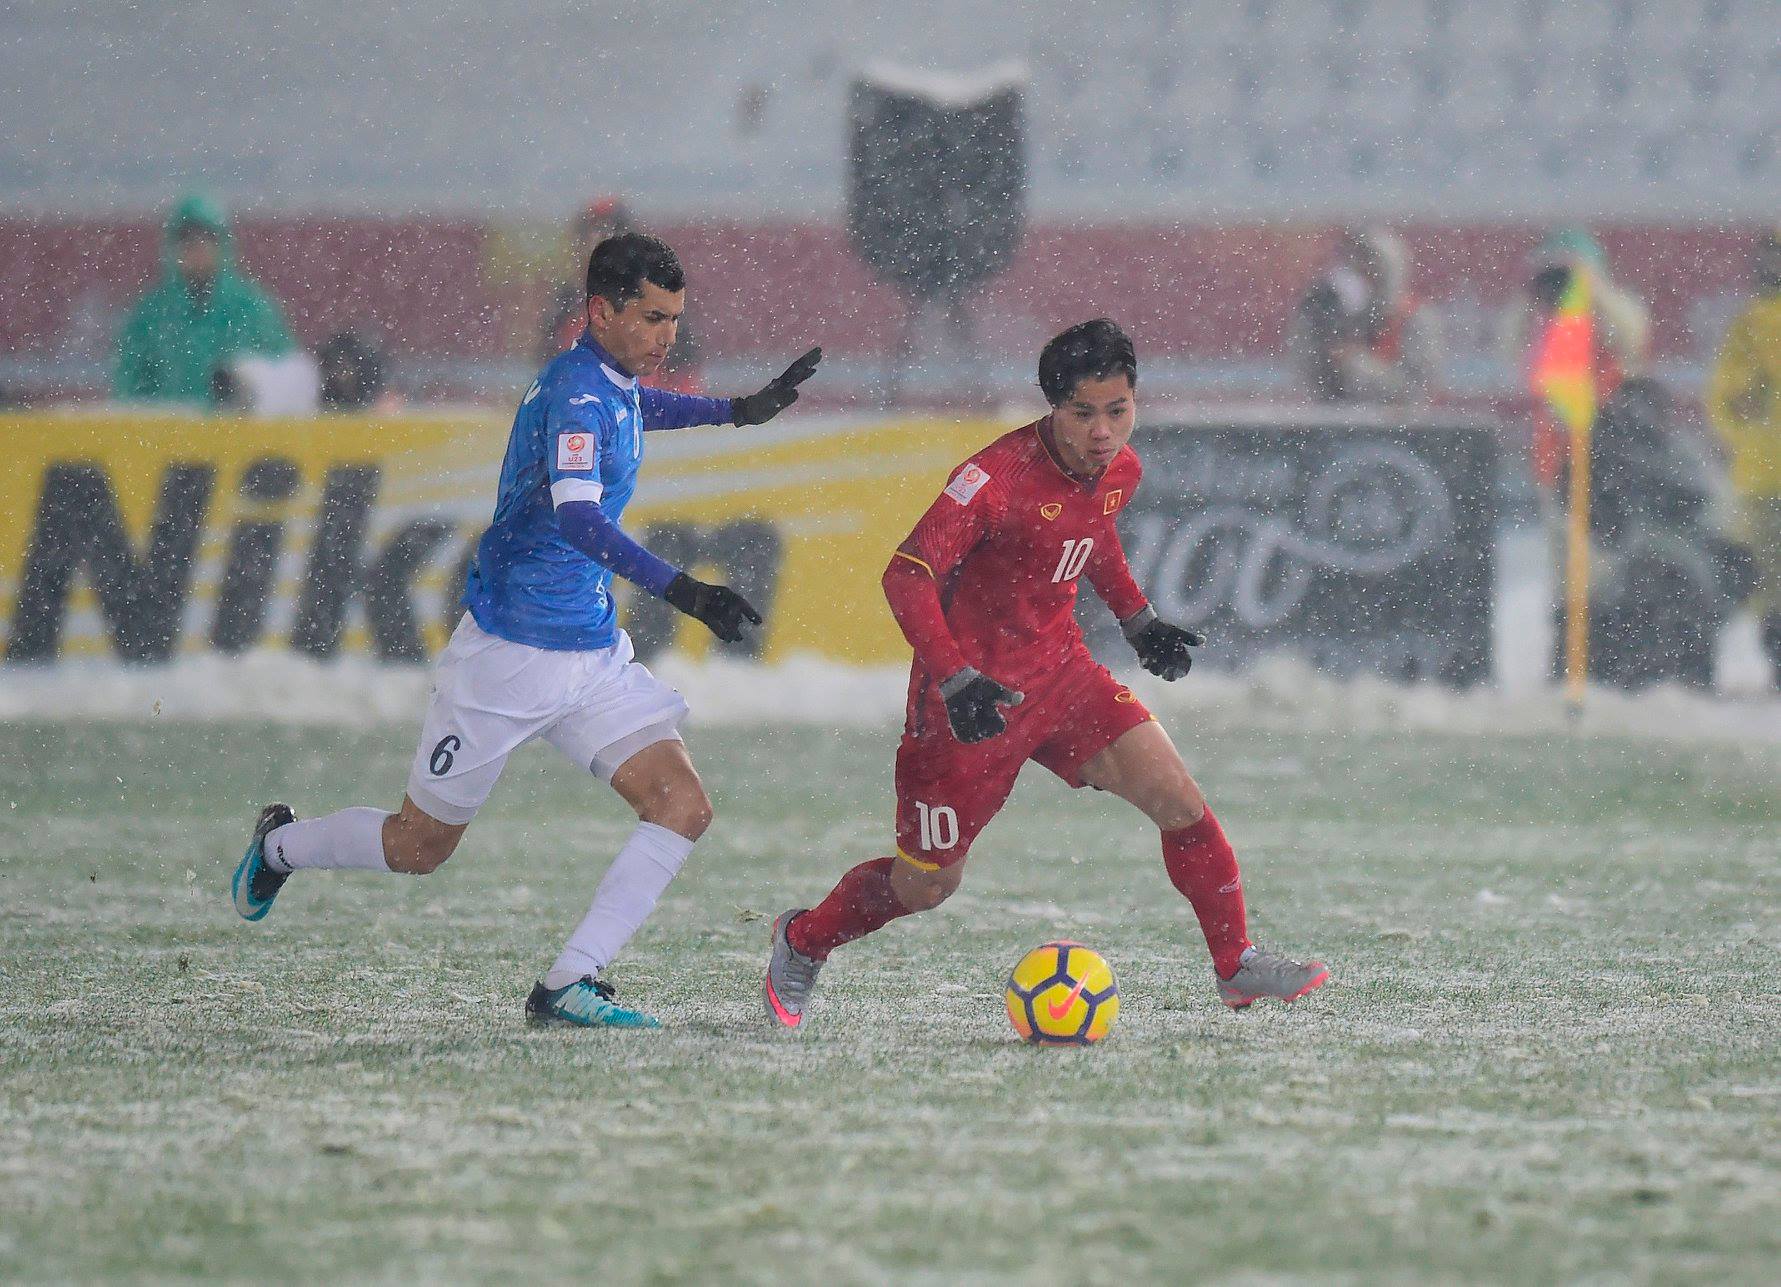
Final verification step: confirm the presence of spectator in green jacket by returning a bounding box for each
[113,192,293,405]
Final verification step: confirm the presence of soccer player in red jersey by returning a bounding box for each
[763,319,1329,1026]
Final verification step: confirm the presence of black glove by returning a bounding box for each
[663,573,762,644]
[730,346,822,426]
[939,667,1024,744]
[1121,607,1204,681]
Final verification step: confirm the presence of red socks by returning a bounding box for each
[1163,808,1251,978]
[792,817,1249,974]
[787,856,912,960]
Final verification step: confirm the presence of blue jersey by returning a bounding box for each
[463,333,730,651]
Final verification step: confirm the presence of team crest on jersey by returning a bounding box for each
[1040,502,1063,520]
[944,463,991,506]
[1103,489,1123,514]
[557,433,595,471]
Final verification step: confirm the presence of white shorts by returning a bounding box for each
[404,615,690,826]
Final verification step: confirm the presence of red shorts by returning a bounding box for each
[894,655,1154,870]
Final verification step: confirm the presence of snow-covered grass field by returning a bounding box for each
[3,686,1779,1281]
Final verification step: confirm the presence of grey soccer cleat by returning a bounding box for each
[1217,948,1330,1009]
[764,909,824,1028]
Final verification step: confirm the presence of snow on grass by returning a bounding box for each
[1,719,1777,1281]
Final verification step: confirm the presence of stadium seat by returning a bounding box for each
[6,0,1775,219]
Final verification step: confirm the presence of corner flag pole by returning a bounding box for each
[1562,400,1591,715]
[1532,270,1597,719]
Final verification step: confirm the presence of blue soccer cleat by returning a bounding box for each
[525,975,660,1029]
[232,803,295,922]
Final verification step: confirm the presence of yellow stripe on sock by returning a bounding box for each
[896,846,942,872]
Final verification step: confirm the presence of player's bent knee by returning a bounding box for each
[890,857,962,912]
[674,790,715,842]
[414,834,460,874]
[392,832,459,875]
[1157,785,1207,832]
[384,806,465,875]
[639,785,713,842]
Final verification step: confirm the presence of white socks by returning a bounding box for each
[262,811,690,985]
[544,822,694,988]
[264,808,392,874]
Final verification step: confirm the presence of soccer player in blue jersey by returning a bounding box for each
[231,234,821,1028]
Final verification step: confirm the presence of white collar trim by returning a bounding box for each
[599,362,637,391]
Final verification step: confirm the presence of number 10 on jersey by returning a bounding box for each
[1052,537,1094,583]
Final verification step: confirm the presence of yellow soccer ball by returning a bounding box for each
[1005,941,1119,1045]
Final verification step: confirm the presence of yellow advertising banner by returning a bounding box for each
[0,410,1011,666]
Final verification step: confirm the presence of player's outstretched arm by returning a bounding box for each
[636,343,820,431]
[554,501,761,643]
[639,385,735,432]
[730,347,823,426]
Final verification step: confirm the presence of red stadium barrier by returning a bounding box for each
[0,216,1766,400]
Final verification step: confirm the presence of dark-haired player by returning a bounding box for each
[765,319,1327,1026]
[232,233,821,1028]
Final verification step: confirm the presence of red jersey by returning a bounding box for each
[884,418,1148,694]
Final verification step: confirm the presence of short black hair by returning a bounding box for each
[586,232,685,306]
[1038,318,1137,406]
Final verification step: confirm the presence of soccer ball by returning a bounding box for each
[1005,941,1119,1045]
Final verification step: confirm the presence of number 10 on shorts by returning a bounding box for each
[915,800,959,851]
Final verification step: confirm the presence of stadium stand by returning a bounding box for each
[4,0,1776,217]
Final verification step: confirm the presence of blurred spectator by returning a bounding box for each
[1706,230,1781,686]
[318,331,392,411]
[212,351,321,416]
[540,197,707,393]
[113,192,294,405]
[1576,378,1752,689]
[540,196,636,364]
[1290,227,1440,404]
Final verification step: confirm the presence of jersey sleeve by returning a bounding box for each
[882,556,969,681]
[883,459,1002,681]
[1086,525,1148,621]
[1086,459,1148,621]
[543,382,613,509]
[640,385,733,431]
[895,459,1000,581]
[554,499,678,595]
[543,382,679,594]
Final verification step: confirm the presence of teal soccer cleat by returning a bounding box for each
[525,975,660,1029]
[232,803,295,922]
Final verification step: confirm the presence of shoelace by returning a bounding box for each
[1242,952,1309,985]
[781,948,820,994]
[580,975,618,1003]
